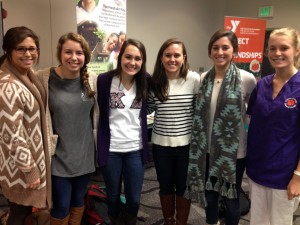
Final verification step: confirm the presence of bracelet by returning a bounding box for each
[294,170,300,176]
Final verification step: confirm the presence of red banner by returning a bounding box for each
[224,16,266,77]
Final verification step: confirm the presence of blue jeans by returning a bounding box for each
[205,157,246,225]
[51,174,90,219]
[152,144,189,196]
[101,150,144,218]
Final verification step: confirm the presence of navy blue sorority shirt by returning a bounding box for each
[246,70,300,189]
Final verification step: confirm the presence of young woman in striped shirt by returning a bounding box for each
[148,38,200,225]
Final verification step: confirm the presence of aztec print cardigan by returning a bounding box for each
[0,60,52,208]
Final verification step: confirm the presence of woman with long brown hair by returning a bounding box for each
[36,32,98,225]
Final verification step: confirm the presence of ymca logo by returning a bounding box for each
[230,20,240,32]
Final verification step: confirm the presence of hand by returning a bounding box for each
[287,175,300,200]
[27,178,40,189]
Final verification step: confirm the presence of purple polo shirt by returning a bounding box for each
[246,71,300,189]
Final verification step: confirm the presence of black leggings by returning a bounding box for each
[152,144,190,196]
[7,201,32,225]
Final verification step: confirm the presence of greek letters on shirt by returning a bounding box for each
[110,92,142,109]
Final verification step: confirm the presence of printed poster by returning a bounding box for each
[224,16,266,77]
[76,0,126,74]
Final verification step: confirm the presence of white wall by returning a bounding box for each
[126,0,222,73]
[2,0,77,69]
[2,0,52,69]
[223,0,300,32]
[2,0,300,73]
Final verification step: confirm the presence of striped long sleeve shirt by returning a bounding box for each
[148,70,200,147]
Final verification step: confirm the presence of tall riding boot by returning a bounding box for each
[160,194,176,225]
[50,215,69,225]
[175,196,191,225]
[24,214,33,225]
[69,206,85,225]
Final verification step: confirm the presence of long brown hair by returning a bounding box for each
[151,38,189,102]
[115,38,148,102]
[56,32,95,97]
[208,29,239,58]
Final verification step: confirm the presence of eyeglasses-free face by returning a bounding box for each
[14,46,39,54]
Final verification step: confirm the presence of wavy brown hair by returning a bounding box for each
[56,32,95,97]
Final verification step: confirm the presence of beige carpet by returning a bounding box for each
[0,166,300,225]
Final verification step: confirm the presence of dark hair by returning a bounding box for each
[208,29,239,58]
[115,38,147,102]
[0,26,40,66]
[152,38,189,102]
[107,32,118,41]
[119,31,126,36]
[56,32,95,97]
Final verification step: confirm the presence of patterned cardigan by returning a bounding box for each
[0,60,52,208]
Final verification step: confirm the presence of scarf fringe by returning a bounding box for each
[205,179,213,191]
[206,177,238,199]
[184,187,207,207]
[226,184,237,198]
[213,179,221,192]
[220,182,227,196]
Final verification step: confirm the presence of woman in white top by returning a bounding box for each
[148,38,200,225]
[97,38,149,225]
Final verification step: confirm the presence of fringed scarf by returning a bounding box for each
[184,63,242,207]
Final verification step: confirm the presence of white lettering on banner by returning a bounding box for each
[230,20,240,32]
[237,52,263,59]
[238,38,250,45]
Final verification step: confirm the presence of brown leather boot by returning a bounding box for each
[69,206,85,225]
[175,196,191,225]
[50,215,69,225]
[24,214,33,225]
[160,194,176,225]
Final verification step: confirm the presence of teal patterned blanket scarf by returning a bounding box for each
[185,63,242,207]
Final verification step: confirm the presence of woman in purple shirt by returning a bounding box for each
[247,27,300,225]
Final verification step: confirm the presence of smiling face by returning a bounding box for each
[11,37,38,74]
[210,36,234,70]
[106,35,118,52]
[118,34,126,48]
[161,43,185,78]
[268,35,300,71]
[60,40,85,75]
[120,44,143,79]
